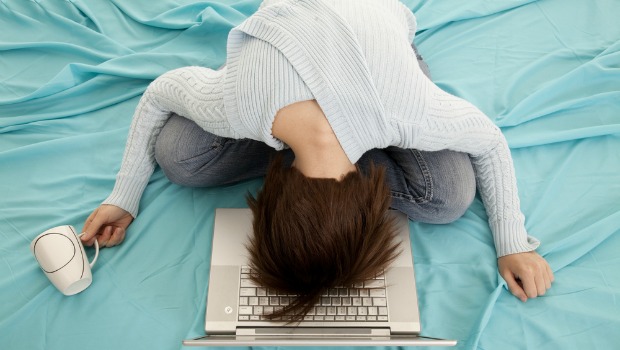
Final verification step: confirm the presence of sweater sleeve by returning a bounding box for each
[412,83,540,257]
[102,66,237,217]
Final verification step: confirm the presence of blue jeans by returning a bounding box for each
[154,115,475,224]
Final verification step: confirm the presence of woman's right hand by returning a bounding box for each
[81,204,134,247]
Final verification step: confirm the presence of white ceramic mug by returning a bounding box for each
[31,225,99,296]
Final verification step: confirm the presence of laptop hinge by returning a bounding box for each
[236,327,391,336]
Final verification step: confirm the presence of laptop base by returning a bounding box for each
[183,334,457,346]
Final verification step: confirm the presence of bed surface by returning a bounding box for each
[1,0,619,349]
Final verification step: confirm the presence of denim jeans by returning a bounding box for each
[153,45,475,224]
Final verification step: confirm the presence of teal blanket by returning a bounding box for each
[1,0,619,349]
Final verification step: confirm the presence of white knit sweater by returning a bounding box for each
[103,0,539,257]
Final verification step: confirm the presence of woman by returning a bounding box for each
[81,0,553,318]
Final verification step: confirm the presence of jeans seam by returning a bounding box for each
[390,150,434,204]
[174,137,228,176]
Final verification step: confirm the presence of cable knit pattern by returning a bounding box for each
[103,0,539,257]
[103,66,237,216]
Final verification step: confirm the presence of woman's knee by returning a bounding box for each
[154,115,220,187]
[425,151,476,223]
[392,150,476,224]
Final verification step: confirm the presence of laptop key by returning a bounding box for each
[240,279,256,288]
[373,298,387,307]
[364,279,384,288]
[239,288,255,297]
[239,315,250,321]
[239,306,253,315]
[369,289,386,297]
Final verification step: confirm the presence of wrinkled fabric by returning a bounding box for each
[1,0,619,349]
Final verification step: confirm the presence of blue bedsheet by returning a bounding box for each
[1,0,619,349]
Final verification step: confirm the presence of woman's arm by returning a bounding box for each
[412,83,553,301]
[103,66,236,217]
[81,66,236,246]
[413,82,537,257]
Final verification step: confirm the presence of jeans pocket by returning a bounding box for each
[176,136,230,175]
[390,149,433,204]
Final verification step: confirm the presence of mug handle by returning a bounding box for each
[78,233,99,268]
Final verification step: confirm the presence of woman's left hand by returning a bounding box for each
[498,251,554,302]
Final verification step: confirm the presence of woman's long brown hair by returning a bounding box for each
[246,154,401,322]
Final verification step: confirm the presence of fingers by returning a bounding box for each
[535,271,547,296]
[519,270,545,299]
[81,208,104,246]
[100,226,126,247]
[81,205,131,247]
[83,223,126,248]
[503,272,528,302]
[107,227,126,247]
[498,251,554,303]
[543,265,552,290]
[518,272,538,300]
[546,263,555,284]
[97,226,114,247]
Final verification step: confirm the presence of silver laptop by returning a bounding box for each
[183,208,456,346]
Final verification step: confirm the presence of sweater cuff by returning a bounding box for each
[101,175,148,218]
[490,219,540,258]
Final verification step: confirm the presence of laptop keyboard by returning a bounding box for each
[238,266,389,322]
